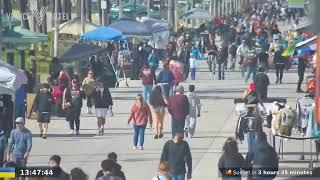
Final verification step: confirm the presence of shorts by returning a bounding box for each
[279,125,292,136]
[37,112,51,123]
[151,106,166,113]
[95,108,108,118]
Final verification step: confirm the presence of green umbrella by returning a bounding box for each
[2,29,48,44]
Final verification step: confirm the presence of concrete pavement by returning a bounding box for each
[24,60,318,180]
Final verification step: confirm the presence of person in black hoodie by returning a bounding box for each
[249,131,279,180]
[254,67,270,100]
[63,79,84,136]
[31,83,54,139]
[48,155,70,180]
[95,152,126,180]
[218,137,250,180]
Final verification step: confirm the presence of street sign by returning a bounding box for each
[101,0,107,10]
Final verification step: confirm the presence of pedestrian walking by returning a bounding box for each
[254,67,270,100]
[184,85,201,138]
[250,132,279,180]
[160,130,192,180]
[82,70,96,114]
[148,49,160,70]
[156,62,175,98]
[128,94,153,150]
[70,168,88,180]
[63,79,84,136]
[96,152,126,180]
[189,54,197,81]
[139,63,156,102]
[31,83,54,139]
[228,42,237,71]
[168,85,189,138]
[237,40,249,78]
[93,82,113,135]
[47,155,69,180]
[297,53,308,93]
[269,40,284,84]
[152,161,171,180]
[96,160,123,180]
[216,47,225,80]
[218,137,249,180]
[207,39,218,76]
[244,50,258,83]
[7,117,32,167]
[149,86,167,139]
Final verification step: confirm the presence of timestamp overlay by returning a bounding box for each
[15,167,58,177]
[219,168,318,178]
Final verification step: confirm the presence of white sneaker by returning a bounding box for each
[69,129,74,135]
[96,129,101,136]
[133,146,137,150]
[139,146,144,150]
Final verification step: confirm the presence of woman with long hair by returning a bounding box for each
[152,161,171,180]
[218,137,249,180]
[149,86,167,139]
[62,78,84,135]
[128,94,152,150]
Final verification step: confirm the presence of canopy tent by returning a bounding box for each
[140,18,169,33]
[80,27,123,41]
[2,29,48,44]
[59,43,107,62]
[109,17,152,37]
[0,60,28,91]
[180,8,212,20]
[59,18,98,36]
[1,14,21,28]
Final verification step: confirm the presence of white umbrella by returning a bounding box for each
[58,18,98,36]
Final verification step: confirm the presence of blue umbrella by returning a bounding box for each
[80,26,123,41]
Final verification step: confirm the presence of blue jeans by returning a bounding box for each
[247,131,256,156]
[190,68,196,80]
[218,63,225,80]
[171,174,185,180]
[172,120,185,138]
[161,83,172,97]
[142,85,153,102]
[133,125,146,147]
[245,65,257,82]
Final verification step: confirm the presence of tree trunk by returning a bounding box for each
[19,0,30,29]
[86,0,92,22]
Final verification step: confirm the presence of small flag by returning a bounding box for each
[0,168,15,178]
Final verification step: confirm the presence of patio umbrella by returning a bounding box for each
[2,29,48,44]
[59,17,98,36]
[140,18,169,33]
[109,17,152,37]
[180,8,212,20]
[81,27,123,41]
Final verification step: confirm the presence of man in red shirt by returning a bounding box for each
[168,85,189,138]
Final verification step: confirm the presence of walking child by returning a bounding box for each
[184,85,201,138]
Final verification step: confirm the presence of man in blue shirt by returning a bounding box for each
[7,117,32,167]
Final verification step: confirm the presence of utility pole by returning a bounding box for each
[101,0,107,26]
[0,0,2,57]
[147,0,150,17]
[81,0,85,35]
[168,0,173,29]
[119,0,123,18]
[53,0,59,57]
